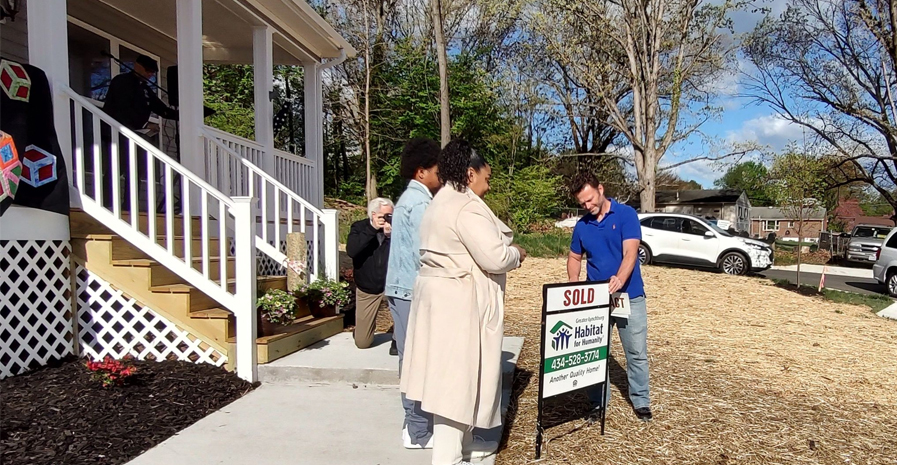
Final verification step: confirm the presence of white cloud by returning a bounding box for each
[674,158,720,188]
[726,114,807,152]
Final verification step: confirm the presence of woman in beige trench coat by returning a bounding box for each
[400,139,527,465]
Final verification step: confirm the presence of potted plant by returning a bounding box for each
[256,289,297,336]
[296,278,351,318]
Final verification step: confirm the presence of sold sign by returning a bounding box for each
[545,282,609,313]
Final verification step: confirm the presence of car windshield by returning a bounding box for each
[706,221,733,237]
[854,227,892,239]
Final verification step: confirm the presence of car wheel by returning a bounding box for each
[719,252,748,275]
[638,244,652,265]
[887,271,897,298]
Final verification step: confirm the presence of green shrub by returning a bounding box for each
[515,230,572,258]
[487,165,564,232]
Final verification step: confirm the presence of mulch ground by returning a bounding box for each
[498,258,897,465]
[1,358,256,465]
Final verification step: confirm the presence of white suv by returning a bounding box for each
[872,228,897,296]
[638,213,773,275]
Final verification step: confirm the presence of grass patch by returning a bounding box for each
[769,278,893,313]
[772,249,832,266]
[514,230,572,258]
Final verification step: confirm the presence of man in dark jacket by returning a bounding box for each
[100,54,178,211]
[103,54,178,132]
[347,197,393,349]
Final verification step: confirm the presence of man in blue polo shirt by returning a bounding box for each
[567,172,651,422]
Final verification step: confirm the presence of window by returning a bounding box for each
[886,233,897,249]
[763,220,779,231]
[682,219,710,236]
[853,226,893,239]
[66,18,161,104]
[67,23,111,101]
[788,221,796,228]
[648,216,682,232]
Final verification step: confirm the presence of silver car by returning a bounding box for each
[873,228,897,296]
[847,224,893,265]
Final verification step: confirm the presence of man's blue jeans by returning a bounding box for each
[388,296,433,445]
[587,295,650,410]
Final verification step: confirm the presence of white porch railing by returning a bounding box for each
[202,126,318,205]
[200,127,338,283]
[273,148,317,205]
[65,87,259,382]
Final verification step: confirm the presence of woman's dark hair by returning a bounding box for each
[438,139,488,191]
[400,138,440,180]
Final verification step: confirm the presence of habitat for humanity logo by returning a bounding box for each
[550,321,573,351]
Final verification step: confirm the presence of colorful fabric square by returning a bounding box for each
[0,131,16,165]
[0,161,22,202]
[20,145,57,188]
[0,60,31,102]
[0,132,21,201]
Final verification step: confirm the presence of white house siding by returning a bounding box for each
[0,0,29,63]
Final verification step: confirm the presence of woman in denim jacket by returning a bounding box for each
[385,138,442,449]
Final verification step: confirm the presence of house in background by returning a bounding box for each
[631,189,752,233]
[0,0,355,383]
[830,197,895,232]
[750,206,828,241]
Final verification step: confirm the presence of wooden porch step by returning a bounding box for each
[114,236,224,260]
[71,208,204,236]
[190,308,231,320]
[226,314,345,364]
[148,275,286,295]
[111,256,236,286]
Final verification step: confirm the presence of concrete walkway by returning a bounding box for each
[771,264,872,279]
[878,302,897,321]
[127,334,525,465]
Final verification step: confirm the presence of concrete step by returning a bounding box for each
[258,332,524,390]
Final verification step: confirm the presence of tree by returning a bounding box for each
[769,151,828,287]
[743,0,897,221]
[715,161,773,206]
[431,0,451,146]
[536,0,751,212]
[656,171,703,190]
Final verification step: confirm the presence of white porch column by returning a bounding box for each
[27,0,73,205]
[303,64,323,208]
[253,27,275,175]
[176,0,204,180]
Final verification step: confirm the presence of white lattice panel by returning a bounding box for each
[0,240,74,379]
[75,266,227,367]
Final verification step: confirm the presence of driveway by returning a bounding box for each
[759,268,887,296]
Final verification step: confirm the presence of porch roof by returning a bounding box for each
[70,0,355,65]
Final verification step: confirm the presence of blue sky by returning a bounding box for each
[665,0,795,189]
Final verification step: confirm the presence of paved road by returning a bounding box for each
[758,269,887,296]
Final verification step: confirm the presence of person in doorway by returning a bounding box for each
[385,137,442,449]
[347,197,394,349]
[401,139,526,465]
[100,54,178,212]
[566,172,652,422]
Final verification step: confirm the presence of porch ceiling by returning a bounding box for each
[69,0,353,65]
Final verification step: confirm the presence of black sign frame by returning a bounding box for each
[535,281,612,459]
